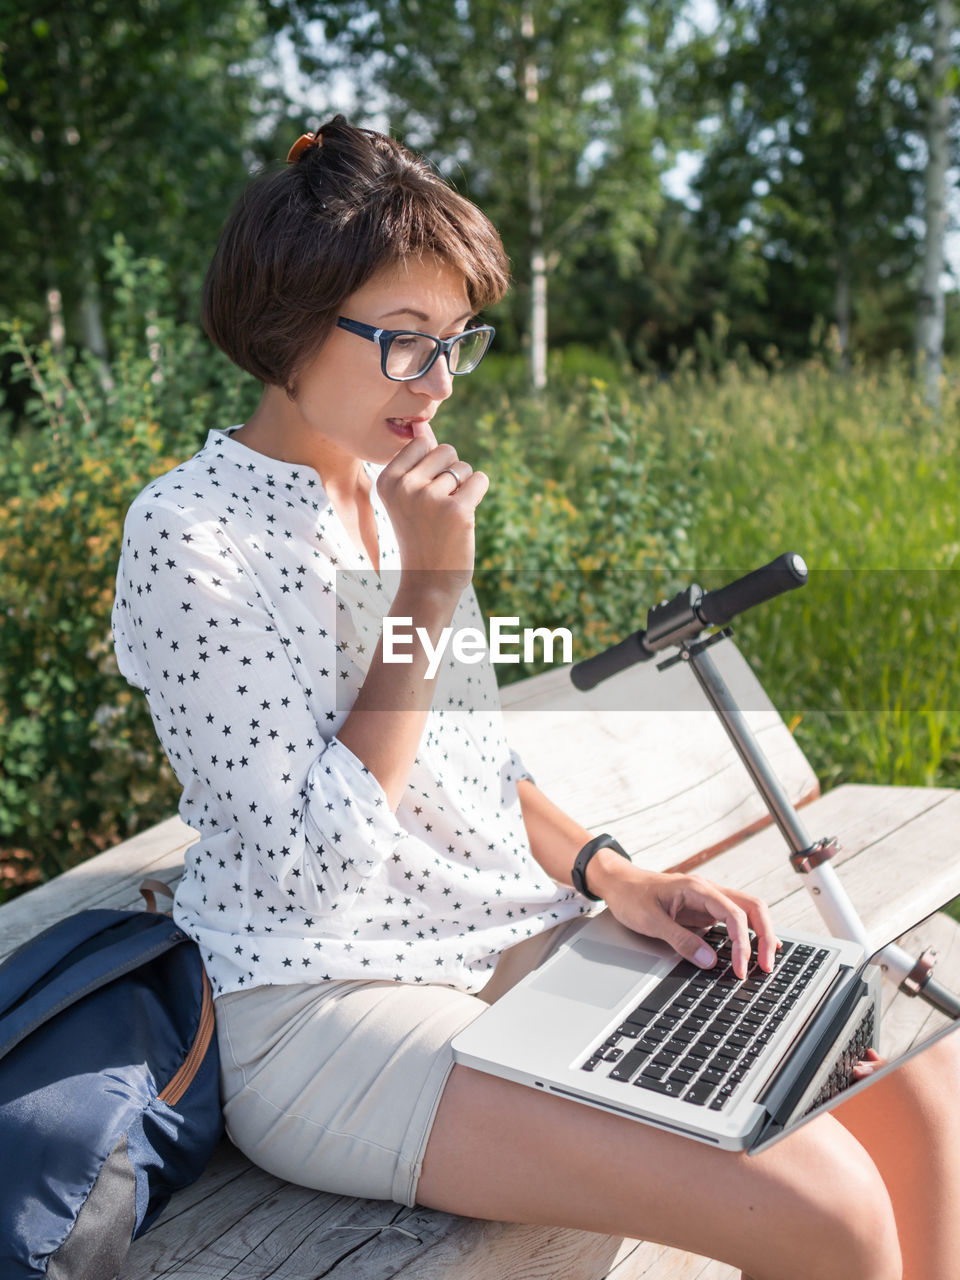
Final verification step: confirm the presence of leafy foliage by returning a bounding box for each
[0,0,286,344]
[451,377,699,676]
[283,0,680,352]
[0,240,258,883]
[684,0,949,357]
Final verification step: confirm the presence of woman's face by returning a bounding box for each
[291,255,474,466]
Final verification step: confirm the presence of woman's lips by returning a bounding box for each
[386,417,424,439]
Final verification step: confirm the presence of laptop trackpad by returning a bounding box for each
[529,940,651,1008]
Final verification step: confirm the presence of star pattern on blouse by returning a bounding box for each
[112,428,585,996]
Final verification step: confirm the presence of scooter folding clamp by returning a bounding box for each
[790,836,840,874]
[901,946,939,997]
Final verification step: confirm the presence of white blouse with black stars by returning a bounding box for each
[112,427,586,997]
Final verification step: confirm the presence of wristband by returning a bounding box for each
[571,833,630,901]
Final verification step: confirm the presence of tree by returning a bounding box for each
[282,0,685,388]
[689,0,931,359]
[916,0,957,404]
[0,0,285,352]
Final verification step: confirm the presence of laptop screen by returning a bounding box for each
[751,890,960,1153]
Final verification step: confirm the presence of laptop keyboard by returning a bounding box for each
[580,925,830,1112]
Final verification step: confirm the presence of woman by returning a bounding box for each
[113,116,960,1279]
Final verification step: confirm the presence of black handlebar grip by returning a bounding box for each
[569,629,654,690]
[697,552,808,627]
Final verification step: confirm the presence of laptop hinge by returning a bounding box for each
[758,964,864,1125]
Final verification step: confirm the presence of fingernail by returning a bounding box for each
[694,944,715,967]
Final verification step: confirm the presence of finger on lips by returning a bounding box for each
[411,418,438,448]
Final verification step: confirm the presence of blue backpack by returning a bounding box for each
[0,882,222,1278]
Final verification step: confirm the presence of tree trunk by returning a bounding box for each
[78,258,115,392]
[522,3,548,392]
[916,0,953,409]
[833,256,851,360]
[79,273,108,363]
[46,287,66,355]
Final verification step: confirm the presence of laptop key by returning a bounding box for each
[653,1050,680,1068]
[618,1010,653,1035]
[637,1075,684,1096]
[635,968,693,1015]
[670,1027,697,1044]
[608,1047,648,1080]
[684,1080,715,1105]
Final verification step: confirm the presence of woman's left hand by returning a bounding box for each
[851,1049,887,1080]
[593,857,780,979]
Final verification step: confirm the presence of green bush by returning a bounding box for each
[446,377,698,677]
[0,239,258,886]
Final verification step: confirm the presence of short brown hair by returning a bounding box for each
[201,115,510,389]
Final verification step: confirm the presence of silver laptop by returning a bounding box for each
[452,895,960,1153]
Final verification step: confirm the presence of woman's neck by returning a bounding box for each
[233,390,379,571]
[234,389,365,496]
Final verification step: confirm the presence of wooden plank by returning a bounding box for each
[0,816,195,961]
[767,792,960,946]
[386,1220,625,1280]
[677,785,960,943]
[601,1238,737,1280]
[122,1153,627,1280]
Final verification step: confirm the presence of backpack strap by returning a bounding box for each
[140,879,175,913]
[0,914,190,1062]
[0,910,135,1016]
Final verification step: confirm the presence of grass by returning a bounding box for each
[446,347,960,792]
[667,353,960,790]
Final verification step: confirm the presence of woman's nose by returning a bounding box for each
[413,352,455,401]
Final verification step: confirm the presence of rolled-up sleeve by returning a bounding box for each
[506,746,535,788]
[112,494,403,911]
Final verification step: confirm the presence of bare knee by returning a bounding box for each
[817,1152,901,1280]
[754,1119,901,1280]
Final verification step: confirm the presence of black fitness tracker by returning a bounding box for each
[571,833,630,901]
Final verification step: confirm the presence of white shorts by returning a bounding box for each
[214,915,591,1206]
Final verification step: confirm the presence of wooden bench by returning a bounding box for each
[3,640,959,1280]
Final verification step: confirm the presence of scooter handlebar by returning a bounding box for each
[569,552,808,691]
[697,552,808,626]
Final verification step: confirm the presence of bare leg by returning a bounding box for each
[831,1032,960,1280]
[416,1064,902,1280]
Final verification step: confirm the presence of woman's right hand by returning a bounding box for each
[376,420,488,596]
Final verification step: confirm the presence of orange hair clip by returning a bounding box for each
[286,131,322,164]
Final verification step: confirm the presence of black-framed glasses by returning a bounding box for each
[336,316,495,382]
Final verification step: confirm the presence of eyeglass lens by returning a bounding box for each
[385,329,488,379]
